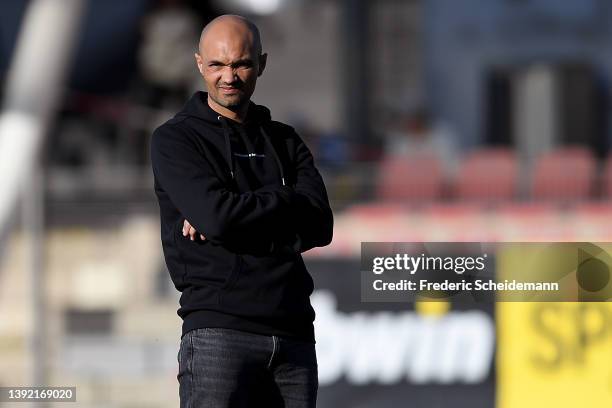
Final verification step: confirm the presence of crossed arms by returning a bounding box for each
[151,124,333,254]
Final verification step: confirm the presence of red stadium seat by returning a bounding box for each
[602,153,612,198]
[455,148,518,202]
[531,146,595,202]
[376,154,443,202]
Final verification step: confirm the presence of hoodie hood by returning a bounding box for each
[176,91,272,126]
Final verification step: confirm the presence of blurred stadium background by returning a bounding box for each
[1,0,612,407]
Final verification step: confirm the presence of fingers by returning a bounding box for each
[182,220,206,241]
[182,220,195,240]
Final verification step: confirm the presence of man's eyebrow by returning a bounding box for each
[232,59,254,65]
[207,59,254,66]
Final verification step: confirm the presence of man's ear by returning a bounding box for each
[195,53,204,75]
[258,53,267,77]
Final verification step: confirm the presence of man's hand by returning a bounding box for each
[182,219,206,241]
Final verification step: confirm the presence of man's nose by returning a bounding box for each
[220,66,237,83]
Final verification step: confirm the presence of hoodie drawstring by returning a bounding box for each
[260,126,286,186]
[218,116,235,180]
[217,115,286,186]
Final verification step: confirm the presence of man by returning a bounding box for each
[150,14,333,407]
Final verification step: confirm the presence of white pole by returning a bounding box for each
[0,0,86,403]
[0,0,86,246]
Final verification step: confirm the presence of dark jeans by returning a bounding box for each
[177,327,318,407]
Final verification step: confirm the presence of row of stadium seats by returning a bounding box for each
[376,147,612,203]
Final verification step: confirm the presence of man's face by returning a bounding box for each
[195,28,266,111]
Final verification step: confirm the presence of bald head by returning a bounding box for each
[198,15,262,57]
[194,14,267,119]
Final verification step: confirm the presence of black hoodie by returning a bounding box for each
[150,92,333,342]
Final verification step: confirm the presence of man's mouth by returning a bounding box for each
[219,86,240,95]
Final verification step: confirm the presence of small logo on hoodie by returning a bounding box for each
[233,152,266,158]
